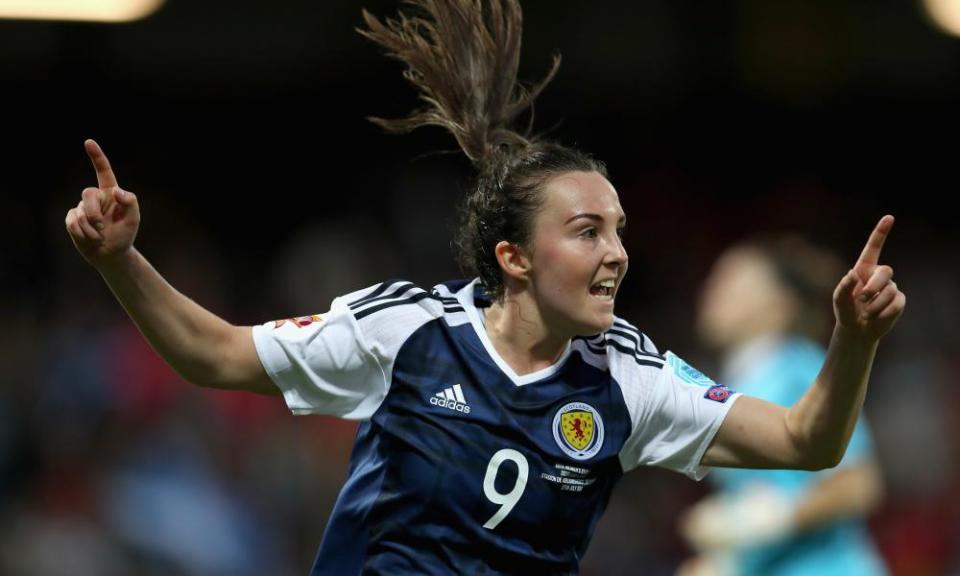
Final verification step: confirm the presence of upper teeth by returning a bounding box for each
[598,280,615,288]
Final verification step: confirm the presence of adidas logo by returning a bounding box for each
[429,384,471,414]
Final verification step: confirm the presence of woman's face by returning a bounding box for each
[525,171,628,336]
[696,247,792,349]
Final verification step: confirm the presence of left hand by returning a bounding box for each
[833,215,906,342]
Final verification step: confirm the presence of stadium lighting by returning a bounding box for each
[0,0,165,22]
[922,0,960,37]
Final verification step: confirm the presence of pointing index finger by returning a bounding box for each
[84,139,119,190]
[856,215,895,269]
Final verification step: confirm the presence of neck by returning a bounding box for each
[483,292,569,376]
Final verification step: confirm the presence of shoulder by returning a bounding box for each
[337,278,476,320]
[602,317,665,372]
[572,317,666,383]
[335,279,475,341]
[339,279,439,319]
[605,317,662,361]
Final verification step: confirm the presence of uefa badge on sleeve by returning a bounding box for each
[274,314,324,329]
[704,384,734,403]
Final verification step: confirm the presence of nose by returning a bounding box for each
[604,233,628,269]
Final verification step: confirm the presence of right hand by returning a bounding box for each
[65,139,141,268]
[832,215,904,343]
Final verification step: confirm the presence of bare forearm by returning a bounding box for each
[786,325,879,468]
[703,217,904,471]
[96,247,232,387]
[67,142,274,394]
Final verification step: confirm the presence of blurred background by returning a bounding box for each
[2,0,959,574]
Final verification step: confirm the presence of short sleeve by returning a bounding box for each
[617,351,741,480]
[252,280,442,420]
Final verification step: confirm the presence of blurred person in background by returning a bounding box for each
[678,236,888,576]
[62,0,905,574]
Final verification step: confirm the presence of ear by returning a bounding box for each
[494,240,531,284]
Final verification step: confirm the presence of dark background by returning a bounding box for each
[2,1,958,574]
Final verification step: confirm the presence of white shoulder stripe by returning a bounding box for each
[432,284,458,298]
[612,320,656,354]
[350,284,424,312]
[347,280,412,308]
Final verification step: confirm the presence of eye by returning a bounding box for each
[580,227,598,239]
[616,226,626,238]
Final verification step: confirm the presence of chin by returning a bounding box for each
[574,312,615,336]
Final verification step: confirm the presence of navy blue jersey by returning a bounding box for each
[253,279,739,575]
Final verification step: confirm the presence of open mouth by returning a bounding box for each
[590,280,616,299]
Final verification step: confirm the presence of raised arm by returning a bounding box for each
[702,216,905,470]
[64,139,278,396]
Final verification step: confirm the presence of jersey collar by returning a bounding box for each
[456,278,573,386]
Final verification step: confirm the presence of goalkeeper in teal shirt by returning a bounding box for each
[679,236,888,576]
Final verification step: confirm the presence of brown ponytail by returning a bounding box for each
[360,0,606,300]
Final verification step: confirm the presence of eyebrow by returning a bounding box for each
[565,213,627,225]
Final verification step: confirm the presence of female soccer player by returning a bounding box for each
[64,1,905,574]
[678,237,888,575]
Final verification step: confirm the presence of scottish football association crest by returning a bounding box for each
[553,402,604,460]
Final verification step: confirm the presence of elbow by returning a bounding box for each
[161,360,219,390]
[784,415,846,471]
[179,365,224,390]
[791,434,845,471]
[802,451,843,471]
